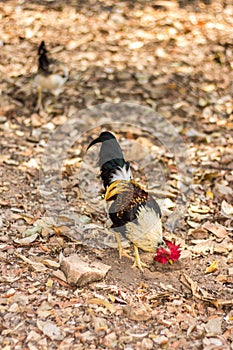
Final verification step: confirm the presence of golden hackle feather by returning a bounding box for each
[105,179,146,202]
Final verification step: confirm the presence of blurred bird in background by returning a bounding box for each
[87,131,181,271]
[34,41,68,110]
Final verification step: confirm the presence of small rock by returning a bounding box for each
[102,332,117,348]
[42,259,60,268]
[205,317,222,335]
[80,330,95,342]
[184,128,207,140]
[203,337,223,347]
[116,71,132,80]
[228,268,233,275]
[109,13,126,24]
[0,234,9,242]
[135,72,150,85]
[23,226,42,237]
[60,254,111,286]
[140,338,154,349]
[92,316,108,332]
[0,115,7,123]
[14,232,39,245]
[129,41,144,49]
[79,215,91,224]
[8,302,20,312]
[198,97,208,107]
[214,183,233,198]
[153,335,169,345]
[38,338,48,347]
[11,292,29,305]
[4,158,19,166]
[26,330,41,342]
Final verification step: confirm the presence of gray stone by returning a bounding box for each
[60,254,111,286]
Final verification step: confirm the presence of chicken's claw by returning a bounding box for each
[115,232,133,260]
[132,245,148,272]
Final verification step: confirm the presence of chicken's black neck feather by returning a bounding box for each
[87,132,128,188]
[101,158,128,188]
[38,41,47,55]
[38,41,50,74]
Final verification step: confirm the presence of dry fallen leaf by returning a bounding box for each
[204,317,222,335]
[188,226,209,239]
[189,204,210,214]
[14,233,39,245]
[202,222,227,239]
[22,225,42,238]
[42,259,60,268]
[200,83,216,92]
[14,251,47,272]
[189,239,215,255]
[206,189,214,200]
[221,200,233,218]
[205,261,219,274]
[36,320,64,341]
[86,298,116,314]
[180,274,233,308]
[123,303,152,321]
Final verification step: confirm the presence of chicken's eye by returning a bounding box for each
[157,241,167,248]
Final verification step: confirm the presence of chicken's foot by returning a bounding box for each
[132,245,148,272]
[115,232,133,260]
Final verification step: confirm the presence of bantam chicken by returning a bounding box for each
[34,41,68,110]
[87,131,181,271]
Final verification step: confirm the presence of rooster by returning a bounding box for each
[34,41,68,110]
[87,131,181,271]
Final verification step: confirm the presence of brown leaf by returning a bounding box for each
[221,200,233,218]
[188,226,209,239]
[86,298,116,314]
[181,274,233,308]
[36,320,64,341]
[123,303,152,321]
[190,239,215,255]
[202,222,227,239]
[14,251,47,272]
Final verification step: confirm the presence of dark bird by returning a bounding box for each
[87,131,181,271]
[34,41,69,110]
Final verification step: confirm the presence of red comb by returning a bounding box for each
[154,239,181,264]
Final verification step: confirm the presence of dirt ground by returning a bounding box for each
[0,0,233,349]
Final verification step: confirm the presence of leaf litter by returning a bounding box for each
[0,0,233,349]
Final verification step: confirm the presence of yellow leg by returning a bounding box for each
[53,95,57,104]
[44,95,59,114]
[132,245,148,272]
[36,87,43,110]
[45,102,55,114]
[115,232,133,261]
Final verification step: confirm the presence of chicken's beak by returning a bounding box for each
[168,259,173,264]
